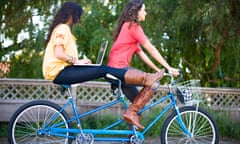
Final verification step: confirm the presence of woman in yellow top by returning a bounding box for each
[42,2,165,104]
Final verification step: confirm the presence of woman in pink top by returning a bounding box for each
[108,0,179,129]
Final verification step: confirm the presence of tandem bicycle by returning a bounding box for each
[8,72,219,144]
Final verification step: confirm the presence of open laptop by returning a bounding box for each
[74,41,108,66]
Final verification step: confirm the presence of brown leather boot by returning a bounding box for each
[123,87,153,129]
[124,69,165,87]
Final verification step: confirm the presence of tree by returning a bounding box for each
[0,0,59,78]
[143,0,240,87]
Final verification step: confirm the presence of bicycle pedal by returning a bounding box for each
[133,125,139,130]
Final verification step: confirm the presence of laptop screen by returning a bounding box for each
[96,41,108,64]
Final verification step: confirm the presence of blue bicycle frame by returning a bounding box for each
[38,78,192,143]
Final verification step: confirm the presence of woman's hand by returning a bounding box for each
[74,59,92,65]
[167,67,179,76]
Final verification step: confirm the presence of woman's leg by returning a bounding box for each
[54,65,163,86]
[53,65,110,84]
[108,67,165,129]
[53,65,127,84]
[108,82,138,102]
[122,85,138,102]
[119,67,138,103]
[123,86,154,129]
[122,69,165,129]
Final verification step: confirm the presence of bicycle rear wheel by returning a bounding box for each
[8,100,72,144]
[161,106,219,144]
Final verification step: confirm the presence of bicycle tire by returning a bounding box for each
[8,100,72,144]
[161,106,219,144]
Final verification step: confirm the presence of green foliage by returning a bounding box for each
[0,123,7,137]
[0,0,239,87]
[143,0,240,87]
[7,49,43,78]
[141,107,167,137]
[206,108,240,140]
[80,114,128,130]
[6,30,45,78]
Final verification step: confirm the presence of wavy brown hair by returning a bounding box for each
[113,0,144,41]
[45,2,83,46]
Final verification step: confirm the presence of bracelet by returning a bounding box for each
[66,56,76,64]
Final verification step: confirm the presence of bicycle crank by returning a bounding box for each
[75,133,94,144]
[130,135,144,144]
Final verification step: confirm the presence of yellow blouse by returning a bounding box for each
[42,24,78,80]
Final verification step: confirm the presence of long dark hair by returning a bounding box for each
[113,0,144,41]
[45,2,83,45]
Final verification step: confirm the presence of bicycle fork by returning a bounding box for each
[170,91,194,138]
[174,106,193,138]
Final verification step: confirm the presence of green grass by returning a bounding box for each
[0,122,8,137]
[207,108,240,140]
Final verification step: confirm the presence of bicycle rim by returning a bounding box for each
[161,106,218,144]
[10,103,70,144]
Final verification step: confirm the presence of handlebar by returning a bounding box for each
[163,71,183,84]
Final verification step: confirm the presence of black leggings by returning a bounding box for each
[53,65,127,85]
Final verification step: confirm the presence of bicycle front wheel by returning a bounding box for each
[161,106,219,144]
[8,100,72,144]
